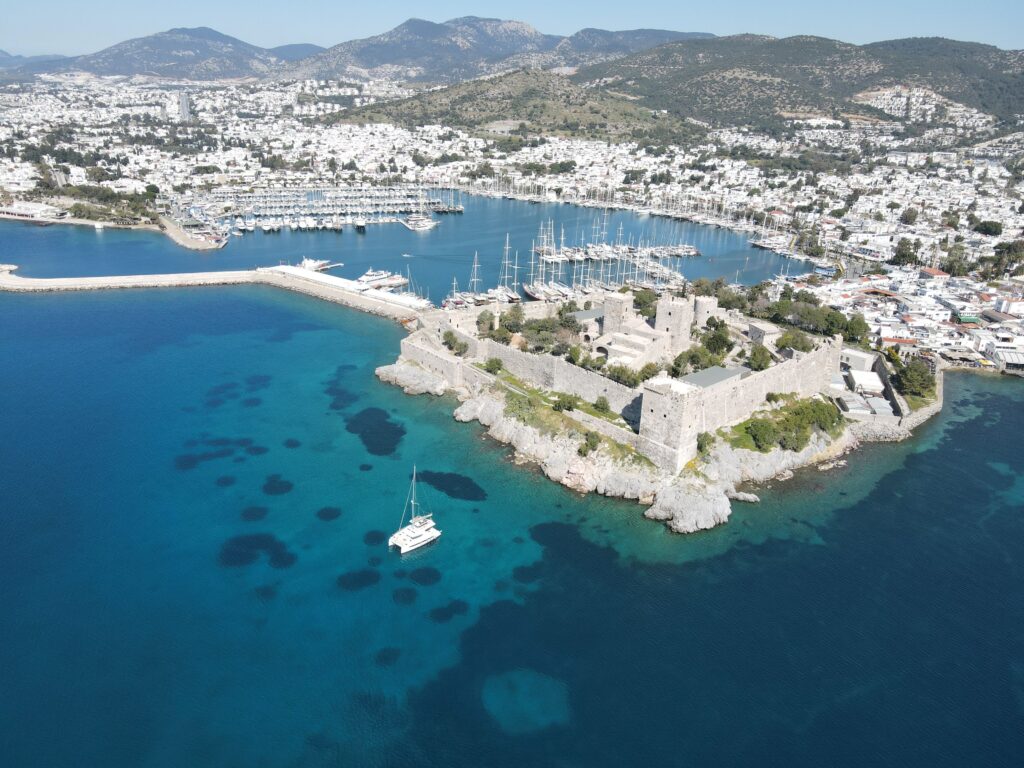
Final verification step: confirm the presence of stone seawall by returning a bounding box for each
[0,264,420,322]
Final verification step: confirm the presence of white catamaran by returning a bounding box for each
[389,465,442,554]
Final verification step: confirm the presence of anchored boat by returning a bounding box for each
[389,466,441,555]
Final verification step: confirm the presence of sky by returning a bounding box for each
[3,0,1023,56]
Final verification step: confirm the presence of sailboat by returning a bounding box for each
[388,465,442,554]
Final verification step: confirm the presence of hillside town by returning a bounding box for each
[2,72,1022,375]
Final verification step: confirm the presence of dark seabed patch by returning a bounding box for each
[323,365,360,411]
[205,398,225,409]
[363,530,387,546]
[393,569,407,579]
[174,447,234,470]
[512,561,544,584]
[283,438,301,449]
[241,506,269,521]
[392,587,417,605]
[262,474,293,495]
[428,599,469,623]
[337,569,381,591]
[359,464,373,472]
[207,382,239,397]
[241,397,262,408]
[245,374,272,391]
[368,556,382,567]
[418,471,487,501]
[344,408,405,456]
[316,507,342,521]
[254,584,277,602]
[215,475,236,487]
[409,567,442,586]
[374,647,402,667]
[218,534,296,569]
[245,445,268,456]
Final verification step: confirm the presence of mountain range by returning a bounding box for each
[575,34,1024,126]
[15,19,709,81]
[0,49,65,70]
[278,17,711,82]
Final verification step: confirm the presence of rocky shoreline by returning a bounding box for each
[376,359,931,534]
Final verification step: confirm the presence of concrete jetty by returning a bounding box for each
[0,264,426,321]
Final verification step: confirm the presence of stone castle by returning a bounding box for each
[398,291,842,472]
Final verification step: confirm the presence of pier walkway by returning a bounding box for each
[0,264,426,321]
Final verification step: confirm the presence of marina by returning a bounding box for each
[0,194,798,306]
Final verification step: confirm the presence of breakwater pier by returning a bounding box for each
[0,264,427,321]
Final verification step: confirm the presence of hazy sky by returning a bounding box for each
[4,0,1023,56]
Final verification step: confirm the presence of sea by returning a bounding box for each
[0,201,1022,767]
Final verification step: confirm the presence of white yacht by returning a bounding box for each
[389,466,441,555]
[402,213,439,232]
[357,268,409,290]
[298,257,332,272]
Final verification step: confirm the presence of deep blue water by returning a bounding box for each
[1,195,790,299]
[1,236,1023,765]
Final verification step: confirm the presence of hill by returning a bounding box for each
[25,27,286,79]
[280,17,711,82]
[268,43,326,62]
[0,49,65,70]
[329,69,702,144]
[575,34,1024,127]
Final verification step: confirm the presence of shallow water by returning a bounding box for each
[1,255,1022,765]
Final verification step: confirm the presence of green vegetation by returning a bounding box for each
[593,396,610,413]
[972,220,1003,237]
[894,357,936,400]
[748,344,772,371]
[776,328,815,353]
[696,432,715,457]
[605,363,661,388]
[578,431,601,457]
[329,70,703,144]
[574,35,1024,129]
[979,240,1024,278]
[670,345,722,377]
[442,330,469,357]
[730,398,844,453]
[483,357,503,375]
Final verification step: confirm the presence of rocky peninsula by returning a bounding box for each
[377,358,910,534]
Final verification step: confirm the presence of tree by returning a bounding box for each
[844,313,870,343]
[578,431,601,457]
[701,326,734,355]
[593,396,610,413]
[896,358,935,398]
[484,358,503,374]
[638,363,662,382]
[553,393,578,412]
[890,237,919,266]
[500,304,525,333]
[748,344,772,371]
[973,220,1003,236]
[774,331,815,354]
[696,432,715,456]
[899,207,919,225]
[746,419,779,452]
[476,309,494,335]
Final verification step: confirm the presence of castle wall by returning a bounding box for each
[637,335,842,472]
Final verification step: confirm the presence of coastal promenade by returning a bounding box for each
[0,264,424,321]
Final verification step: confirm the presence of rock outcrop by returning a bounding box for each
[378,358,877,536]
[375,361,449,396]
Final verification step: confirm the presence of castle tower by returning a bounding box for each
[654,295,695,356]
[602,293,633,334]
[694,295,718,328]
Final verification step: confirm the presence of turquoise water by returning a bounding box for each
[1,195,790,299]
[1,230,1023,765]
